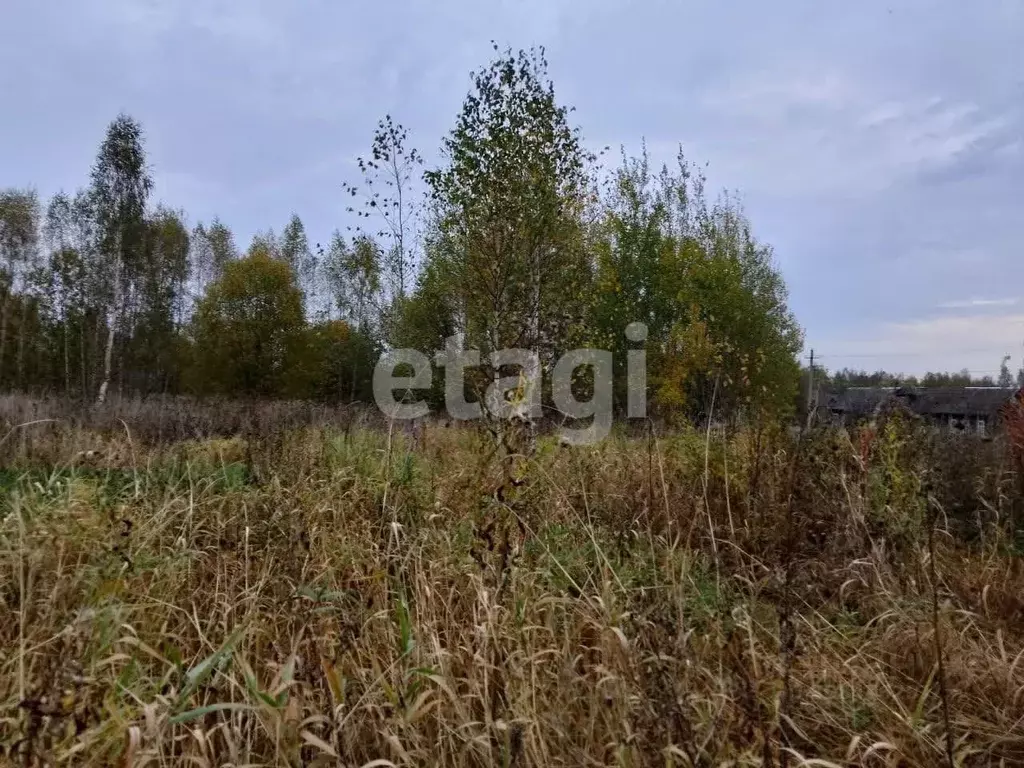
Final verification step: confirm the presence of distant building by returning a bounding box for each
[818,386,1022,435]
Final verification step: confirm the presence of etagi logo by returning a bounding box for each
[372,323,648,445]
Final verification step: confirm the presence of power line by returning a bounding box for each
[811,349,1019,359]
[804,349,1018,378]
[806,362,1010,374]
[808,365,1009,375]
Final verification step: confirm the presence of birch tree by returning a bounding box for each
[89,114,151,404]
[423,44,591,422]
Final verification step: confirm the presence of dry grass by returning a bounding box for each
[1,402,1023,766]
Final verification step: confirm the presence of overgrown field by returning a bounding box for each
[1,413,1023,766]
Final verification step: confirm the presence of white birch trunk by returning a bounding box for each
[96,239,121,405]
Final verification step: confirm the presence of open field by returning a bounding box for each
[1,403,1023,766]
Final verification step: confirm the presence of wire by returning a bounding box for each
[809,349,1020,359]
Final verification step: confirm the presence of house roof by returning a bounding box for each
[910,387,1019,416]
[821,387,893,416]
[824,386,1020,418]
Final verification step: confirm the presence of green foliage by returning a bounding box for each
[422,44,591,366]
[89,114,152,271]
[190,248,307,397]
[280,213,318,311]
[7,56,815,428]
[0,187,42,390]
[390,258,459,407]
[90,113,153,403]
[190,218,237,300]
[865,412,927,545]
[298,318,380,402]
[0,188,40,282]
[675,199,803,422]
[591,148,802,423]
[124,207,190,392]
[821,366,1013,390]
[322,233,382,331]
[32,189,104,397]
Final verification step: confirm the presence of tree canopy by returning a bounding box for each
[0,45,864,427]
[190,247,306,397]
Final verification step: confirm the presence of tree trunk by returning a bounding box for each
[80,316,88,400]
[97,250,121,405]
[488,323,505,450]
[118,284,135,397]
[0,292,9,391]
[16,298,29,391]
[97,320,115,404]
[63,314,70,396]
[525,246,543,454]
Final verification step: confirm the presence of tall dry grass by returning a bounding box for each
[1,400,1023,766]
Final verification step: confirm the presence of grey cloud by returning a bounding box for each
[2,0,1021,373]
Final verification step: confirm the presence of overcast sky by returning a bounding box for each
[3,0,1022,376]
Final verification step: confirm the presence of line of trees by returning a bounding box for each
[0,45,805,425]
[818,362,1024,392]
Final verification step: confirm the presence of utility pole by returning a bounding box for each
[806,348,815,415]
